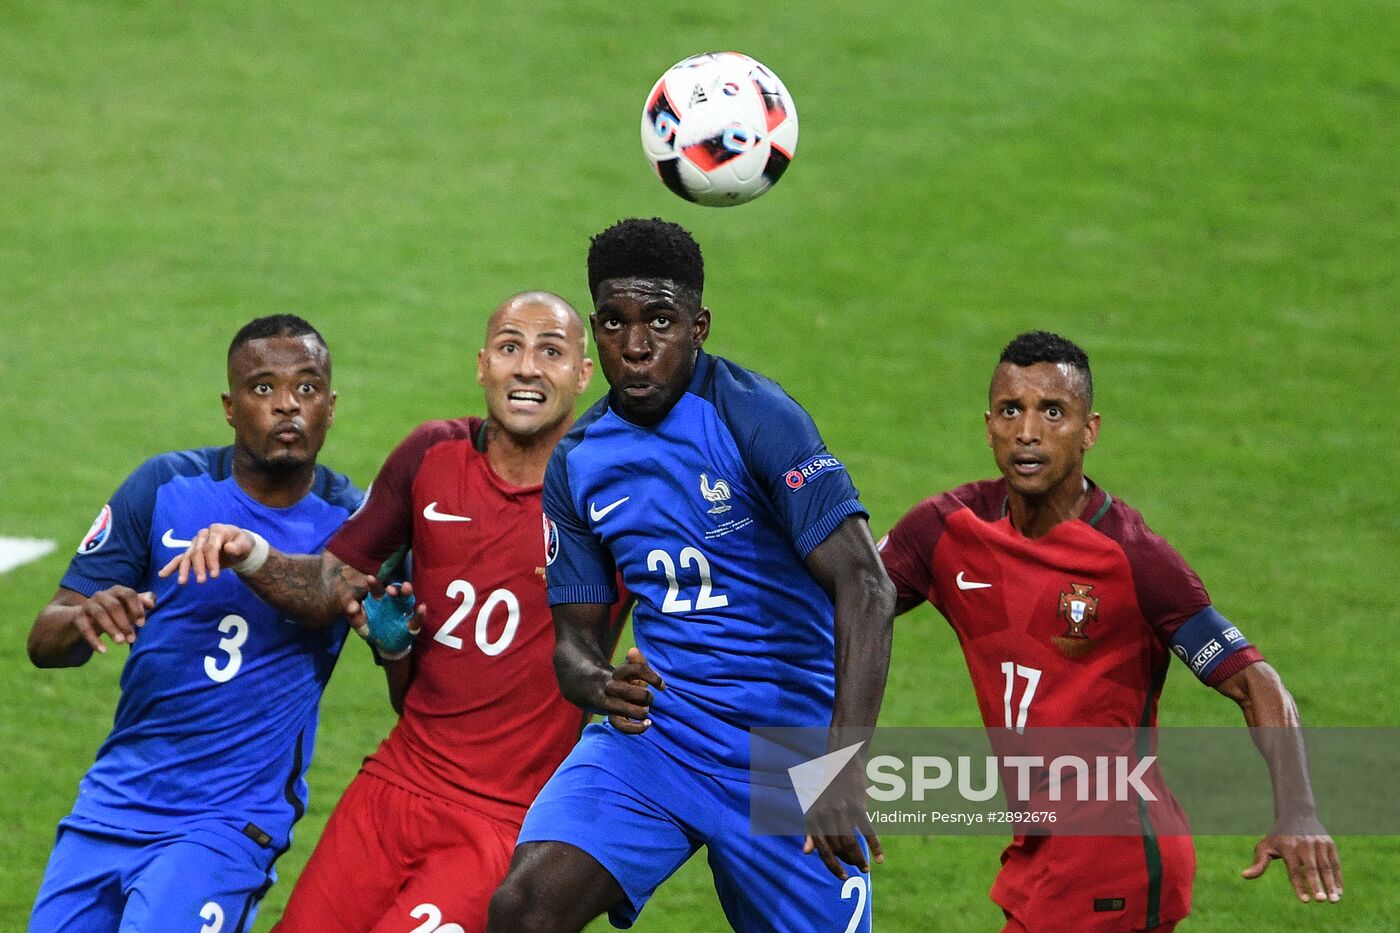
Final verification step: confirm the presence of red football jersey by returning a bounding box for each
[328,418,589,825]
[880,478,1263,932]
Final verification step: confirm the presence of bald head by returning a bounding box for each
[486,291,587,356]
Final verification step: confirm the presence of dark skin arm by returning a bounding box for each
[28,586,156,668]
[801,515,898,880]
[158,523,368,628]
[552,602,664,732]
[1215,661,1342,903]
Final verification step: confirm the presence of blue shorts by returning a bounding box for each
[517,723,872,932]
[29,814,278,933]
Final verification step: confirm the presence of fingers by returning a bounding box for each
[1316,841,1342,902]
[603,678,654,723]
[75,587,150,652]
[1282,846,1315,903]
[345,600,368,638]
[408,603,427,635]
[365,575,387,599]
[1241,839,1273,880]
[807,834,850,881]
[865,826,885,866]
[159,525,251,584]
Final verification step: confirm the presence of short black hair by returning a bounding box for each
[587,218,704,301]
[227,314,328,364]
[998,331,1093,406]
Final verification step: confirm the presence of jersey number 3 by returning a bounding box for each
[204,615,248,683]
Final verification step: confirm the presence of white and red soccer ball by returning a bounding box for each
[641,51,799,207]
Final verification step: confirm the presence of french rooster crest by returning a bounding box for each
[699,473,732,514]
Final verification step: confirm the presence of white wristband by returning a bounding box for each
[231,531,270,576]
[376,643,413,662]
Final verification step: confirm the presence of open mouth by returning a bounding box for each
[507,389,547,408]
[1012,453,1046,476]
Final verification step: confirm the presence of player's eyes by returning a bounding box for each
[543,346,561,357]
[254,384,273,395]
[651,315,671,328]
[1046,406,1062,419]
[1001,406,1018,417]
[600,318,621,330]
[298,383,318,395]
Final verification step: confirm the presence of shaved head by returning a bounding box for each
[487,291,587,355]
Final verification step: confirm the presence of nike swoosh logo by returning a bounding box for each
[423,502,472,523]
[161,529,193,549]
[956,571,992,591]
[589,496,630,522]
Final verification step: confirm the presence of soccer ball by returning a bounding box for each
[641,51,799,207]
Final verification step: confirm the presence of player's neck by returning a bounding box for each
[483,419,571,487]
[1006,475,1091,540]
[231,455,316,509]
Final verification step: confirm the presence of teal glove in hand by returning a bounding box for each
[362,589,416,654]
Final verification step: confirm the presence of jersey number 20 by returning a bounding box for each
[434,580,521,656]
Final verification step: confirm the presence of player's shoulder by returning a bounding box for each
[310,463,364,514]
[898,478,1005,530]
[553,396,612,462]
[1082,484,1189,567]
[126,446,233,494]
[403,416,482,453]
[697,351,807,421]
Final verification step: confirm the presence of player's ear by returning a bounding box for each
[576,356,594,394]
[1082,412,1101,452]
[693,306,711,347]
[221,392,234,427]
[984,409,994,448]
[476,348,487,387]
[327,390,337,427]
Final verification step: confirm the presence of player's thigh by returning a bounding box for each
[29,824,126,932]
[369,806,518,933]
[708,828,871,932]
[121,829,274,933]
[276,773,410,932]
[506,734,700,927]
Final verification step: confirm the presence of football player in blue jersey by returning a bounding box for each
[27,315,362,932]
[487,218,897,933]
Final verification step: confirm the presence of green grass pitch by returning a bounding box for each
[2,1,1397,930]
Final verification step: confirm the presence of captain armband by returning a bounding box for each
[1168,606,1253,683]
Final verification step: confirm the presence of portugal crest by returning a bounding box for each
[1052,583,1100,659]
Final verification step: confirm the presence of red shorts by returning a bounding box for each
[991,834,1194,933]
[273,770,519,933]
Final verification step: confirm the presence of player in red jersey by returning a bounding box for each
[161,292,611,932]
[878,332,1342,933]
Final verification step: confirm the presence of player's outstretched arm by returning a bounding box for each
[801,515,897,879]
[552,603,663,734]
[1216,661,1343,904]
[158,523,370,628]
[28,586,155,668]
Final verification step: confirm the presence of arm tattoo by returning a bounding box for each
[242,551,370,629]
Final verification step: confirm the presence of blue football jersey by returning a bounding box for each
[58,447,362,849]
[544,351,865,774]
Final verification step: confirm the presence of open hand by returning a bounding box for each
[157,523,254,584]
[1242,832,1342,903]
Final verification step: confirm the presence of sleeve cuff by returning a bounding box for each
[548,584,619,606]
[795,499,869,557]
[1204,646,1265,687]
[58,573,118,598]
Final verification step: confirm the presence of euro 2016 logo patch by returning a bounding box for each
[77,504,113,554]
[1052,583,1100,659]
[784,455,845,491]
[542,514,559,566]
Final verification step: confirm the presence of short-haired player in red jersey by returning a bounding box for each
[162,292,619,932]
[878,332,1342,933]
